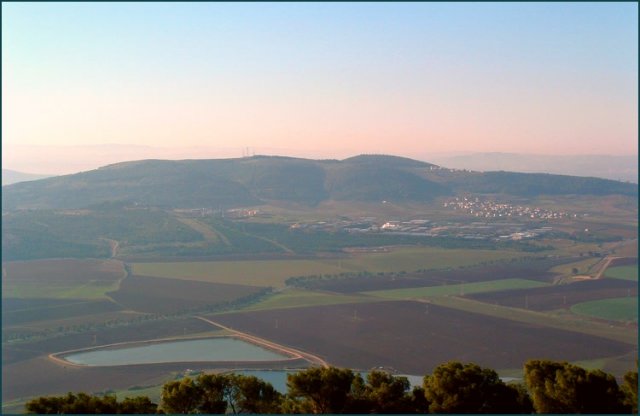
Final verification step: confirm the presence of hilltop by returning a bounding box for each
[2,154,637,210]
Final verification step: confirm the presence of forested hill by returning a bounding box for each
[2,154,637,210]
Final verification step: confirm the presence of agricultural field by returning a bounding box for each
[2,259,132,344]
[2,202,637,413]
[211,300,634,376]
[604,264,638,281]
[363,278,548,300]
[237,288,376,312]
[304,257,568,293]
[571,297,638,322]
[2,259,126,299]
[467,278,637,312]
[610,239,638,257]
[132,246,534,288]
[108,275,266,314]
[3,299,123,326]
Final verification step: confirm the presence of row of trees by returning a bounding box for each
[26,360,638,414]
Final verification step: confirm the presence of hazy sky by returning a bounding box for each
[3,2,638,173]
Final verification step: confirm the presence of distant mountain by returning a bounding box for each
[2,169,53,186]
[426,153,638,183]
[2,155,637,210]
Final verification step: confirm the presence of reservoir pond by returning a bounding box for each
[63,338,289,366]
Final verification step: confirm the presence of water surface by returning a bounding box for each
[64,338,288,366]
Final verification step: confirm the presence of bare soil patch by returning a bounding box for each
[3,258,125,286]
[609,257,638,267]
[213,300,633,375]
[467,278,637,311]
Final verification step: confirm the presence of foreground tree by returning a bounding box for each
[161,377,201,413]
[197,373,231,413]
[524,359,629,413]
[362,370,416,413]
[25,361,637,414]
[621,369,638,413]
[161,373,283,414]
[228,373,283,413]
[286,366,361,413]
[118,396,158,414]
[423,361,532,413]
[25,393,156,414]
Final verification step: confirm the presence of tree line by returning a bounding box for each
[25,360,637,414]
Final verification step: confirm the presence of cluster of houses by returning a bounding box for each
[443,197,575,220]
[172,196,567,242]
[174,208,260,218]
[289,217,553,242]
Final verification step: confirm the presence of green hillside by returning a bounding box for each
[2,154,637,210]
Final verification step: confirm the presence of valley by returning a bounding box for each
[1,155,638,413]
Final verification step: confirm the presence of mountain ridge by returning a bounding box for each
[2,154,637,210]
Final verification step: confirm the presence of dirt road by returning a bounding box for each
[594,256,622,279]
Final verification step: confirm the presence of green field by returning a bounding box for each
[132,247,530,288]
[364,278,548,300]
[604,265,638,281]
[235,289,375,312]
[570,297,638,322]
[2,259,126,299]
[4,280,121,299]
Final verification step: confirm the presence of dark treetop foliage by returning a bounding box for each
[524,359,632,414]
[25,360,638,414]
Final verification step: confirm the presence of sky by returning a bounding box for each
[2,2,638,174]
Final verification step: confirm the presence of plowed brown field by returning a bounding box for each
[212,300,634,375]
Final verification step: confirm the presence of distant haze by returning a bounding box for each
[427,153,638,183]
[1,169,53,186]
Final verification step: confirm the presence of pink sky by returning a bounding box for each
[3,3,637,174]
